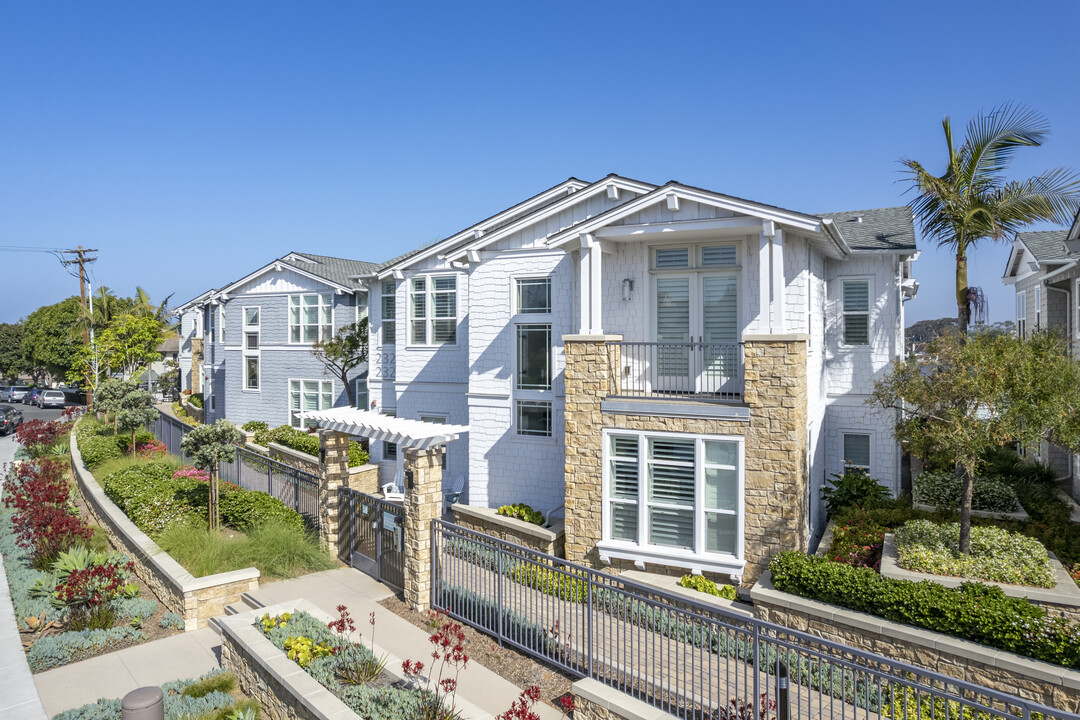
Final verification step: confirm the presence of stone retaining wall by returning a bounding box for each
[345,463,380,495]
[268,442,320,475]
[182,399,204,423]
[572,679,676,720]
[751,572,1080,711]
[70,430,259,630]
[451,504,565,557]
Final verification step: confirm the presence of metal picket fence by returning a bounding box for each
[151,409,321,531]
[432,520,1074,720]
[218,446,321,531]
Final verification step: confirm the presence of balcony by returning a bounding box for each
[606,342,744,402]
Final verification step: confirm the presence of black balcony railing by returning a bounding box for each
[607,341,743,401]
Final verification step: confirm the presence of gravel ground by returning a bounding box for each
[380,594,576,712]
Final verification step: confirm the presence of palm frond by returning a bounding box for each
[963,104,1049,185]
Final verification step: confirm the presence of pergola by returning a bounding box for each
[297,407,468,449]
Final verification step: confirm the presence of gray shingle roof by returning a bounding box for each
[817,207,917,251]
[282,252,380,287]
[1016,230,1069,263]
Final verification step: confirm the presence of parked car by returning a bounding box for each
[0,406,22,435]
[23,388,40,405]
[8,386,31,403]
[37,390,66,409]
[0,387,8,402]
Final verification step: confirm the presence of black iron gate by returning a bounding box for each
[338,487,405,590]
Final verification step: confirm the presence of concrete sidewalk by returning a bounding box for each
[35,568,561,719]
[34,628,221,716]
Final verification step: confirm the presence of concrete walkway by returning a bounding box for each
[34,628,221,716]
[34,568,561,719]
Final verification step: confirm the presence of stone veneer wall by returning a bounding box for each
[751,575,1080,712]
[319,431,350,553]
[404,446,442,611]
[563,335,809,586]
[572,679,677,720]
[268,442,321,476]
[451,504,565,557]
[70,430,259,630]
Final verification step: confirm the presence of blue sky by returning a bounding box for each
[1,1,1077,325]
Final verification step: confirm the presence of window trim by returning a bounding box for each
[841,431,872,473]
[407,274,459,347]
[287,378,333,428]
[1034,285,1042,331]
[381,280,397,346]
[600,429,745,573]
[288,293,334,345]
[382,409,398,461]
[840,276,872,347]
[354,377,369,410]
[514,276,553,315]
[515,400,553,439]
[241,306,260,392]
[1017,290,1027,338]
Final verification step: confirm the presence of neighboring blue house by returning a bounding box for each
[180,252,377,429]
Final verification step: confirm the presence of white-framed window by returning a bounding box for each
[842,433,872,473]
[841,279,870,346]
[382,409,397,460]
[1017,291,1027,338]
[650,244,738,271]
[220,306,226,344]
[410,275,457,345]
[603,430,743,559]
[354,377,369,410]
[516,401,552,438]
[206,305,216,343]
[242,307,260,391]
[516,324,551,391]
[515,278,551,314]
[289,294,333,344]
[1034,286,1042,331]
[289,379,332,428]
[1075,281,1080,340]
[381,280,397,345]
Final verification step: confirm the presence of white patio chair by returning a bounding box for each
[381,456,405,501]
[443,474,466,512]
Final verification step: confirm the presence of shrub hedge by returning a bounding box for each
[913,470,1019,513]
[250,421,368,466]
[769,551,1080,668]
[101,462,304,537]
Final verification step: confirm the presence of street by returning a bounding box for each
[0,401,69,475]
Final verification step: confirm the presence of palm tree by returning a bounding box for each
[902,104,1080,336]
[902,104,1080,554]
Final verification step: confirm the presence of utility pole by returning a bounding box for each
[60,246,98,407]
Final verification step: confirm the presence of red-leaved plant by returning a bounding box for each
[711,693,777,720]
[402,611,470,720]
[57,561,134,630]
[15,419,67,449]
[3,458,92,568]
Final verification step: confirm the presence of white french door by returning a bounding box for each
[654,273,738,394]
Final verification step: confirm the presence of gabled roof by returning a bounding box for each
[174,289,215,313]
[816,207,917,252]
[1016,230,1069,263]
[215,251,379,298]
[374,177,591,278]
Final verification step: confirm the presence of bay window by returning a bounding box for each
[289,379,332,428]
[289,294,333,344]
[603,430,743,562]
[410,276,457,345]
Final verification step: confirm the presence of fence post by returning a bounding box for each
[752,624,761,711]
[318,431,350,552]
[776,660,789,720]
[403,445,443,612]
[496,544,504,646]
[587,579,594,678]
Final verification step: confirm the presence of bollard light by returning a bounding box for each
[122,686,163,720]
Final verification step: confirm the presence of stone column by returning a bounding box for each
[740,335,809,584]
[403,445,443,612]
[562,334,621,565]
[319,430,350,552]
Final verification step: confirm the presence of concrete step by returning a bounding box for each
[207,616,227,638]
[223,603,246,617]
[240,592,265,610]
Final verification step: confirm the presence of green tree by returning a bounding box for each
[311,320,368,406]
[97,314,166,380]
[180,420,242,530]
[21,297,84,383]
[116,389,158,452]
[902,104,1080,336]
[871,331,1080,553]
[0,323,26,381]
[96,379,137,433]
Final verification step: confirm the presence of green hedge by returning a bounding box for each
[251,422,368,467]
[78,434,124,469]
[102,462,305,537]
[187,393,204,408]
[769,551,1080,668]
[913,470,1019,513]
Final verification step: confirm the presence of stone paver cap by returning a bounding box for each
[298,407,468,449]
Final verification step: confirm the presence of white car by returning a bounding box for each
[37,390,67,409]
